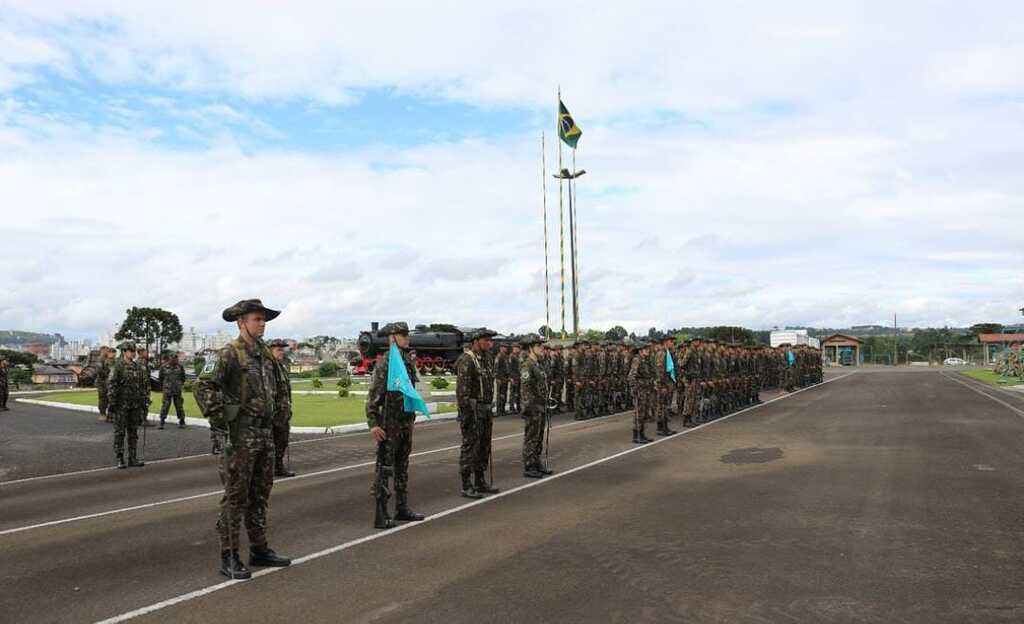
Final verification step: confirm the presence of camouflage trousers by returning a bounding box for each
[522,407,546,468]
[217,427,274,551]
[509,381,521,412]
[97,384,109,417]
[630,385,652,426]
[654,387,672,425]
[113,406,144,456]
[458,404,481,477]
[378,416,415,496]
[565,378,575,410]
[160,390,185,422]
[0,383,7,409]
[273,419,290,465]
[495,380,509,414]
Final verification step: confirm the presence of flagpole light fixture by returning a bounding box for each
[553,168,586,180]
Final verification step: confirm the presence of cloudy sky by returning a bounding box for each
[1,1,1022,340]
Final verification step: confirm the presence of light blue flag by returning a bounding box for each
[387,342,430,417]
[786,351,796,366]
[665,349,676,383]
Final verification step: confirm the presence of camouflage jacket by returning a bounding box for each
[480,351,495,403]
[274,359,292,424]
[194,337,280,432]
[493,352,510,381]
[508,354,521,384]
[108,357,147,411]
[520,355,548,412]
[365,348,419,428]
[96,357,111,390]
[455,348,484,409]
[160,362,186,394]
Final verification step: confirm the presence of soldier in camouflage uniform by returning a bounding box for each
[268,339,295,478]
[194,299,292,580]
[109,341,147,469]
[508,344,522,414]
[455,328,500,499]
[627,340,654,443]
[367,322,427,529]
[135,348,152,427]
[520,334,552,478]
[653,337,678,436]
[159,351,187,429]
[493,343,510,416]
[0,358,8,411]
[95,347,113,421]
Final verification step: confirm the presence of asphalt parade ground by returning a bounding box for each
[3,370,1024,623]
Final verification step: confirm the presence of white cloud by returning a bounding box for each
[1,2,1024,338]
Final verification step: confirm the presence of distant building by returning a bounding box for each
[820,334,865,366]
[769,330,820,349]
[32,364,78,385]
[978,333,1024,366]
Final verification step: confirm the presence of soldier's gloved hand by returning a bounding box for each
[370,426,387,443]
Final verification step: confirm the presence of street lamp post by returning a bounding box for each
[553,167,586,337]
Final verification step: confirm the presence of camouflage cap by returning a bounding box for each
[469,328,498,341]
[266,339,289,348]
[520,333,545,347]
[381,321,410,336]
[117,340,137,351]
[222,298,281,322]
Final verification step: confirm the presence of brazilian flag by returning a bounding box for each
[558,100,582,149]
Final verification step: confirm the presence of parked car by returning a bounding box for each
[943,357,967,366]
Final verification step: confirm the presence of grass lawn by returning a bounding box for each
[32,391,456,427]
[962,369,1023,386]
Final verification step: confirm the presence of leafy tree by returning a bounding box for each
[647,327,660,339]
[115,307,183,355]
[192,356,206,376]
[9,365,32,386]
[582,329,606,341]
[704,326,756,345]
[318,361,339,377]
[0,349,39,367]
[605,326,628,341]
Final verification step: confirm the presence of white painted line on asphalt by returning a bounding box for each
[0,411,625,536]
[941,372,1024,419]
[93,373,854,624]
[0,411,468,486]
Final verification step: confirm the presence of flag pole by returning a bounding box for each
[570,147,580,336]
[557,87,566,339]
[541,132,551,341]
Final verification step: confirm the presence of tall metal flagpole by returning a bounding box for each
[542,132,551,341]
[557,88,566,339]
[570,148,580,335]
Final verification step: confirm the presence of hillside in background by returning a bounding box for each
[0,330,56,346]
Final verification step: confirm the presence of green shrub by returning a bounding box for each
[318,362,339,377]
[312,378,323,389]
[431,377,449,390]
[336,377,351,389]
[337,388,349,398]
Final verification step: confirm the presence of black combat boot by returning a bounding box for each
[632,428,640,444]
[523,465,544,479]
[250,545,291,567]
[116,453,127,469]
[158,419,165,430]
[537,464,554,475]
[664,422,678,435]
[638,424,653,443]
[220,550,251,579]
[394,493,425,521]
[274,459,296,478]
[474,472,500,494]
[128,446,145,467]
[461,474,483,499]
[178,420,187,428]
[656,421,669,436]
